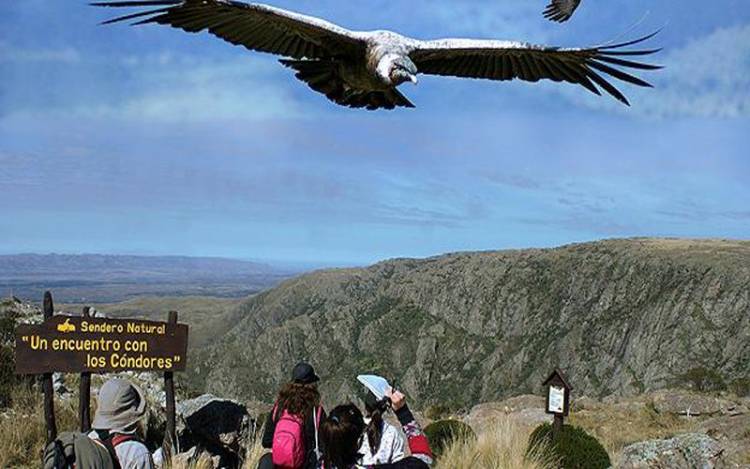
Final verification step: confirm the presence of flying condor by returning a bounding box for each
[94,0,662,111]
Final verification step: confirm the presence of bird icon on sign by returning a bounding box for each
[57,319,76,333]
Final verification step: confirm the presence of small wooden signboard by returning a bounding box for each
[543,368,572,442]
[15,291,188,455]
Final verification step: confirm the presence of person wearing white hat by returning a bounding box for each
[88,378,154,469]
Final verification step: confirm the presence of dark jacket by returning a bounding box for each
[262,404,326,469]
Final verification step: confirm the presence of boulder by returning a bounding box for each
[168,446,221,469]
[464,395,551,432]
[177,394,253,466]
[571,395,600,412]
[53,372,70,397]
[698,414,750,466]
[617,433,727,469]
[651,390,743,417]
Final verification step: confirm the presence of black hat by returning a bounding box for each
[292,362,320,384]
[364,390,389,413]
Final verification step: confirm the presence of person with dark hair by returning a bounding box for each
[358,391,405,465]
[320,389,432,469]
[258,362,326,469]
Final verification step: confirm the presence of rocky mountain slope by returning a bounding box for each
[192,238,750,409]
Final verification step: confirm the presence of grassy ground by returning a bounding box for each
[0,383,740,468]
[568,399,700,460]
[0,387,80,468]
[168,416,555,469]
[435,416,557,469]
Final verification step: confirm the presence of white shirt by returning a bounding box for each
[88,431,155,469]
[358,420,406,465]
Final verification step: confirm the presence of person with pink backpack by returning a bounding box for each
[259,362,326,469]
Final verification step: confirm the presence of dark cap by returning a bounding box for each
[292,362,320,384]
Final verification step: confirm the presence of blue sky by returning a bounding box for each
[0,0,748,265]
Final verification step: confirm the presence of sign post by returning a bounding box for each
[543,368,572,442]
[42,291,57,444]
[163,310,178,456]
[15,292,189,450]
[79,306,92,433]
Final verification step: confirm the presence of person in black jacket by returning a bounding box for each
[258,362,326,469]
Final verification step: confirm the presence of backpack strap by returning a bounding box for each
[100,438,122,469]
[272,402,282,423]
[313,406,323,458]
[102,433,138,469]
[111,434,137,447]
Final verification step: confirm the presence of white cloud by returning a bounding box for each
[85,56,301,121]
[0,41,81,63]
[422,1,549,41]
[644,24,750,118]
[561,24,750,118]
[2,51,302,122]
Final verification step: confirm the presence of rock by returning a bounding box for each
[53,372,70,397]
[571,395,599,411]
[177,394,253,466]
[168,447,221,469]
[651,390,742,417]
[617,433,727,469]
[698,414,750,466]
[464,395,551,432]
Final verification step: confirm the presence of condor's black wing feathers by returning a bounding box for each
[410,31,662,106]
[92,0,365,60]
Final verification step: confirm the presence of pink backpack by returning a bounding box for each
[272,405,322,468]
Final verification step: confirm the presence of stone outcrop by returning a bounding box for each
[176,394,254,467]
[698,414,750,466]
[652,390,748,417]
[464,395,551,432]
[617,433,727,468]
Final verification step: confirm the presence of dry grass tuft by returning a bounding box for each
[242,431,268,469]
[435,416,557,469]
[0,385,80,468]
[166,453,216,469]
[164,425,267,469]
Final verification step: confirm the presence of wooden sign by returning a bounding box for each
[15,314,188,375]
[543,368,572,416]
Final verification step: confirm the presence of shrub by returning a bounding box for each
[0,346,16,408]
[423,403,453,421]
[678,367,726,392]
[437,417,556,469]
[424,419,475,459]
[0,307,19,408]
[729,378,750,398]
[527,423,610,469]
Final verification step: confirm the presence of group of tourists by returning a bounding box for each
[258,362,432,469]
[45,363,432,469]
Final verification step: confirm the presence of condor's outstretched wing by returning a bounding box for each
[92,0,366,59]
[409,32,662,105]
[543,0,582,23]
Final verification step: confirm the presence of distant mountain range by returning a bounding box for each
[190,238,750,410]
[0,253,299,303]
